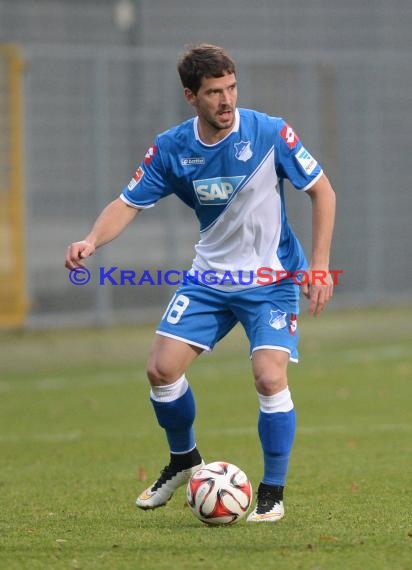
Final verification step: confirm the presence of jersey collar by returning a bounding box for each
[193,108,240,147]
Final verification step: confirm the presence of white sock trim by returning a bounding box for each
[258,387,294,413]
[150,374,189,403]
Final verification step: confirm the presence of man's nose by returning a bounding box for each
[220,90,231,105]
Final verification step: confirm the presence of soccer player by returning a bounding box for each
[65,44,335,522]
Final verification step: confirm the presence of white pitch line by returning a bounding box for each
[342,345,411,362]
[0,431,82,442]
[0,423,410,444]
[0,373,143,392]
[204,423,412,436]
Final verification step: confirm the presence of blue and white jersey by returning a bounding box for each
[121,108,323,290]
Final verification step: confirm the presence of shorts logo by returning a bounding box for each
[193,176,245,205]
[269,309,287,330]
[127,166,144,190]
[234,140,253,161]
[181,157,205,166]
[295,147,317,175]
[280,124,300,149]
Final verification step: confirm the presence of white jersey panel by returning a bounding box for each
[191,148,285,290]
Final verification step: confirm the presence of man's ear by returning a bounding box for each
[184,87,196,106]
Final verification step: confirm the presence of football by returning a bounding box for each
[186,461,252,525]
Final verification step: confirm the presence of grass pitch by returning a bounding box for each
[0,306,411,569]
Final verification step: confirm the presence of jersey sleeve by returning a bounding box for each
[120,139,173,208]
[274,118,323,190]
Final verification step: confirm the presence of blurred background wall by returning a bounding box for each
[0,0,411,328]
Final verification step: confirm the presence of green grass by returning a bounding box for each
[1,306,411,569]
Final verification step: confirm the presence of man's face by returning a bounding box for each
[185,72,238,141]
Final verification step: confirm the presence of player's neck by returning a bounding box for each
[196,118,235,145]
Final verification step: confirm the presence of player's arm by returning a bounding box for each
[65,197,141,270]
[303,173,336,316]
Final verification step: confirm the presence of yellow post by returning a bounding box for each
[0,44,27,328]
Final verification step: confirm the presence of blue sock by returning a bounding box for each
[258,408,296,486]
[150,384,196,453]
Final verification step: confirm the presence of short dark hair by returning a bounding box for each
[177,43,236,95]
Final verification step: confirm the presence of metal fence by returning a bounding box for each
[19,44,412,327]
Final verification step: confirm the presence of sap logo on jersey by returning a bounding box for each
[193,176,245,205]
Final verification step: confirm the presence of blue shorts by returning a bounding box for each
[157,278,301,362]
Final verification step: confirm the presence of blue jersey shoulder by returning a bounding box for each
[237,108,282,137]
[155,117,196,150]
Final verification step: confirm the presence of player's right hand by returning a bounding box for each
[65,240,96,270]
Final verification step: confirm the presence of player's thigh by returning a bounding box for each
[251,348,290,396]
[157,281,237,353]
[147,334,202,386]
[232,281,300,364]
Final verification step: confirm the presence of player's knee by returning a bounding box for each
[146,358,183,386]
[254,370,288,396]
[147,362,168,385]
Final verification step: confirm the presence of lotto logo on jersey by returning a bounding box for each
[144,145,157,166]
[280,124,300,149]
[295,147,317,175]
[192,176,245,205]
[127,166,144,190]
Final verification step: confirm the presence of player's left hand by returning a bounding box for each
[301,267,334,317]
